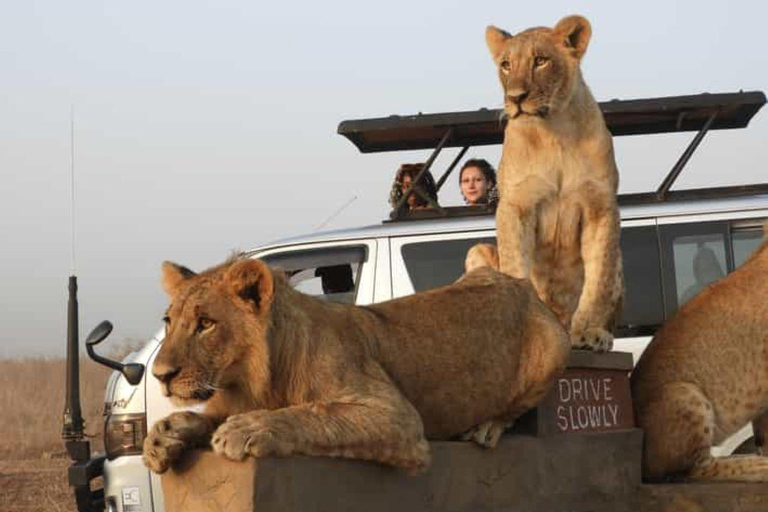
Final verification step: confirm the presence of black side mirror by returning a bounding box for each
[85,321,145,386]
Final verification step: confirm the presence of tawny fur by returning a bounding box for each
[142,258,570,474]
[465,243,500,272]
[631,228,768,481]
[486,15,623,352]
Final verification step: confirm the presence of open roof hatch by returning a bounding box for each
[338,91,767,221]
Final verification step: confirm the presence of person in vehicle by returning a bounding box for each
[389,163,440,211]
[679,243,726,304]
[459,158,498,206]
[315,264,356,304]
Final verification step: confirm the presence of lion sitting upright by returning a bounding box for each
[142,257,570,473]
[631,224,768,482]
[485,15,623,351]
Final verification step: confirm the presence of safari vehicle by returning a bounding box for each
[63,90,768,512]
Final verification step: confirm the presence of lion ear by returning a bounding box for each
[224,259,274,314]
[485,25,512,62]
[553,15,591,60]
[161,261,196,298]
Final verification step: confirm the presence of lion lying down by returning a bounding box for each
[142,257,570,473]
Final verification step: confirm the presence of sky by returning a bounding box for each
[1,0,766,358]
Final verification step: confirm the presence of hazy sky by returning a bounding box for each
[1,0,766,357]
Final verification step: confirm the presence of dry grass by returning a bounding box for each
[0,358,110,512]
[0,358,109,460]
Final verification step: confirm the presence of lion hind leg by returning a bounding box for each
[637,382,716,480]
[465,309,570,450]
[511,307,571,412]
[460,419,512,448]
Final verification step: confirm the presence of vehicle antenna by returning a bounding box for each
[70,104,76,274]
[314,195,358,232]
[62,104,87,462]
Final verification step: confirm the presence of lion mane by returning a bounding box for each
[142,257,569,473]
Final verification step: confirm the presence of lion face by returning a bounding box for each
[486,16,592,120]
[152,259,274,406]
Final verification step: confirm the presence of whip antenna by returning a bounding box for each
[314,195,357,232]
[62,104,86,459]
[70,104,76,274]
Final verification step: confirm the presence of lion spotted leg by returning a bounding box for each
[142,411,218,474]
[570,201,621,352]
[637,382,717,480]
[689,456,768,482]
[212,393,430,471]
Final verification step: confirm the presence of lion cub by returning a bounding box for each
[142,258,570,473]
[631,225,768,481]
[485,16,623,351]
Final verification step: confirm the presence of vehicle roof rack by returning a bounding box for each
[337,91,766,221]
[338,91,765,153]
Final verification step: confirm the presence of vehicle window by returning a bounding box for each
[399,228,666,338]
[732,229,764,268]
[617,226,664,337]
[401,237,495,292]
[672,233,728,306]
[262,246,366,304]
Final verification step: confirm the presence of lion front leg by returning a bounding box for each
[496,198,537,280]
[570,202,622,352]
[142,411,218,474]
[212,396,430,471]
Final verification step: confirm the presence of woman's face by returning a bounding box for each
[460,167,489,205]
[401,173,418,207]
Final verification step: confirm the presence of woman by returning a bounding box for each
[388,163,439,210]
[459,158,497,206]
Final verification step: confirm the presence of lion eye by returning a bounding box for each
[500,60,511,72]
[533,56,549,68]
[196,317,215,333]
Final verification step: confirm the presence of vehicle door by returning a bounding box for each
[658,215,766,315]
[613,219,665,361]
[256,240,378,306]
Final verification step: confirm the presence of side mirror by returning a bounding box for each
[85,320,113,347]
[85,321,145,386]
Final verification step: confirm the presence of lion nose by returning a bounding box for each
[153,361,180,384]
[507,90,529,105]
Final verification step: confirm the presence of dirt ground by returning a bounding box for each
[0,459,75,512]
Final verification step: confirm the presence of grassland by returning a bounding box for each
[0,358,109,512]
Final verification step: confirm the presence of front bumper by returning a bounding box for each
[69,455,105,512]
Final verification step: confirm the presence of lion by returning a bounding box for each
[631,225,768,481]
[485,15,623,352]
[142,257,570,474]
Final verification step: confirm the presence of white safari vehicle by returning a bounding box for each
[63,90,768,512]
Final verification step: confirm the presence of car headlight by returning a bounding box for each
[104,413,147,460]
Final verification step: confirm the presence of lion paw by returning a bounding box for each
[142,411,205,474]
[461,420,510,448]
[571,327,613,352]
[212,411,283,461]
